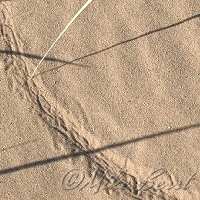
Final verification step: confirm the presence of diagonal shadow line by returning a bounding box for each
[40,13,200,75]
[1,13,200,76]
[0,50,68,63]
[0,122,199,175]
[35,61,90,77]
[70,13,200,62]
[0,50,87,69]
[0,50,89,77]
[0,139,39,152]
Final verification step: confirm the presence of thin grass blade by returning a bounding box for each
[30,0,94,79]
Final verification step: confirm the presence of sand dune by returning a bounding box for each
[1,1,200,199]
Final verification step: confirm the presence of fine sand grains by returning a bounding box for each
[1,1,200,200]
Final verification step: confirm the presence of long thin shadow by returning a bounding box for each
[35,62,90,78]
[0,122,199,175]
[42,13,200,74]
[70,13,200,62]
[0,50,87,70]
[0,50,69,64]
[0,139,39,152]
[1,14,199,76]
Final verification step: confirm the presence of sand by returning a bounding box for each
[1,1,200,199]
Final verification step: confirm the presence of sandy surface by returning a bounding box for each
[1,1,200,199]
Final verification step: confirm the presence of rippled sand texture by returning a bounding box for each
[1,1,200,199]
